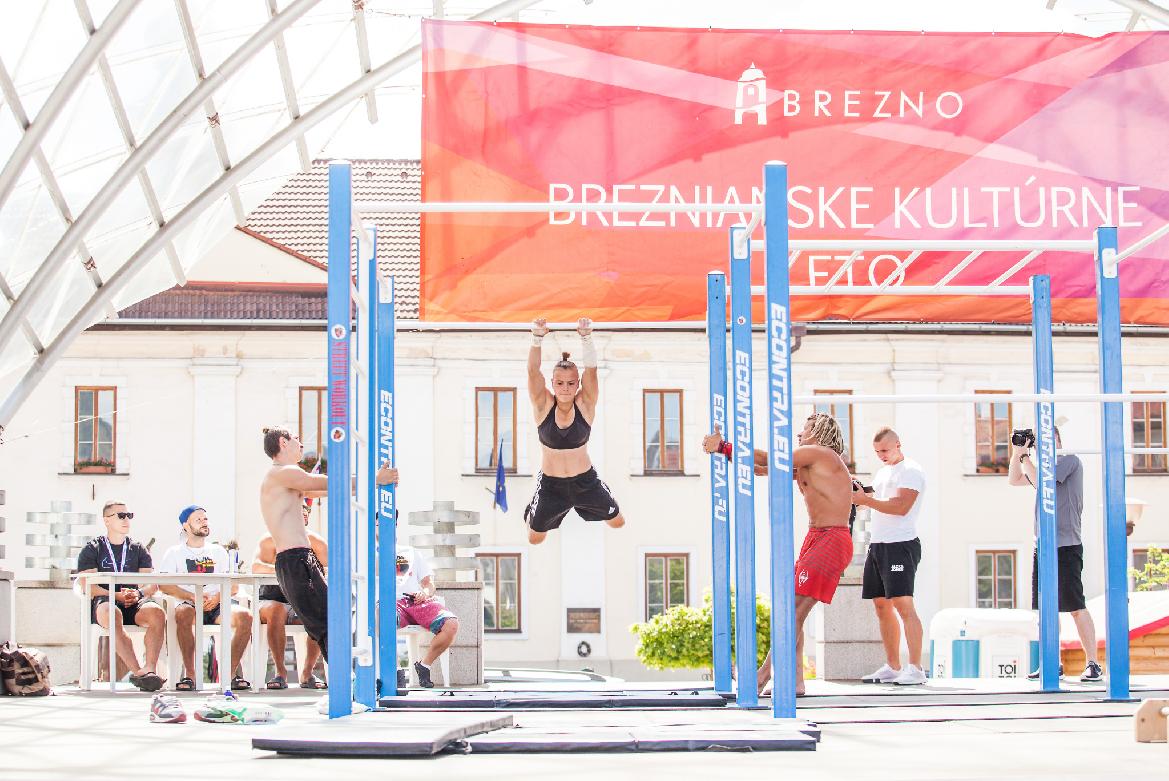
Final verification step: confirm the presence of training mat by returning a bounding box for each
[377,689,728,709]
[457,725,817,753]
[251,713,513,757]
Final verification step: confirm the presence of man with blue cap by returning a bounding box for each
[158,505,254,691]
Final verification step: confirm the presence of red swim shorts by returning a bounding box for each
[794,526,854,604]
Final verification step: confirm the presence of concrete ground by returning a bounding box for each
[1,680,1166,780]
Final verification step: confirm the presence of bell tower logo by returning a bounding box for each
[734,63,767,125]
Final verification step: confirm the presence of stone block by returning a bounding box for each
[445,645,483,686]
[815,640,888,681]
[16,585,80,645]
[817,580,883,643]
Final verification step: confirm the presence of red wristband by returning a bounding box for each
[719,440,733,460]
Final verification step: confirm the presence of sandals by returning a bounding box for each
[175,677,195,692]
[299,675,328,690]
[266,676,288,690]
[230,676,251,691]
[129,671,164,692]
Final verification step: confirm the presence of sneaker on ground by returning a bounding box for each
[315,695,371,715]
[149,694,186,724]
[861,664,900,684]
[892,664,927,686]
[1080,662,1104,682]
[194,691,246,724]
[414,661,434,689]
[242,704,285,724]
[1026,664,1064,680]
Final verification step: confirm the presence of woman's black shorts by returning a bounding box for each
[524,468,620,532]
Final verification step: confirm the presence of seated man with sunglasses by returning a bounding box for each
[76,500,167,692]
[395,547,459,688]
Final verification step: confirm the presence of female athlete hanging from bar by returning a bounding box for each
[524,317,625,545]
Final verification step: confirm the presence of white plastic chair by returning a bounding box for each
[401,625,451,687]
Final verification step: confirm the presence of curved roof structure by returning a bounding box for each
[0,0,1165,433]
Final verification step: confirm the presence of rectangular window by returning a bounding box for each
[298,387,325,470]
[975,550,1016,608]
[476,553,522,631]
[475,388,517,473]
[75,387,117,472]
[974,391,1012,474]
[1131,392,1167,474]
[814,389,855,470]
[645,553,689,620]
[643,390,684,473]
[1132,548,1168,592]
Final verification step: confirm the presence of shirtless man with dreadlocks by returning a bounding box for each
[703,412,855,695]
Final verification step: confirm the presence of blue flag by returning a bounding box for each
[493,439,508,512]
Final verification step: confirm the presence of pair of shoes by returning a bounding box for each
[414,661,434,689]
[1027,664,1064,680]
[861,664,900,684]
[892,664,927,686]
[149,694,187,724]
[129,671,164,692]
[1080,662,1104,682]
[396,668,408,690]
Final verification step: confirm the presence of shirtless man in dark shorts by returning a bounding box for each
[259,426,397,661]
[704,412,854,696]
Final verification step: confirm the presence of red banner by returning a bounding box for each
[421,22,1169,324]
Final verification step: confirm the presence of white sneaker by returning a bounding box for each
[892,664,927,686]
[861,664,901,684]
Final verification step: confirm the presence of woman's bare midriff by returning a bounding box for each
[540,443,593,478]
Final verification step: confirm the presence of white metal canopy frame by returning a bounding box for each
[0,1,1166,437]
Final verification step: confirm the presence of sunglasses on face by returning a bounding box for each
[105,512,134,520]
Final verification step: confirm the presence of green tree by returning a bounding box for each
[629,591,770,670]
[1131,546,1169,592]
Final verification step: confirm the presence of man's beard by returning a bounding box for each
[190,528,210,538]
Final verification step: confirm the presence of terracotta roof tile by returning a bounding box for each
[117,282,327,321]
[245,159,421,319]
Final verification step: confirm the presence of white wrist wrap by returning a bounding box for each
[531,335,544,347]
[580,334,597,367]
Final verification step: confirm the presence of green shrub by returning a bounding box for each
[630,591,770,670]
[1131,546,1169,592]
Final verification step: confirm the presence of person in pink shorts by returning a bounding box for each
[396,547,459,688]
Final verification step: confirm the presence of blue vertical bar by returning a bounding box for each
[729,226,757,708]
[325,161,353,718]
[706,272,732,695]
[1095,226,1130,700]
[1031,274,1060,693]
[355,228,378,709]
[376,276,398,697]
[763,162,796,719]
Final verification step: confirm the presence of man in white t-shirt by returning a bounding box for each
[158,505,254,691]
[395,547,459,688]
[851,428,928,686]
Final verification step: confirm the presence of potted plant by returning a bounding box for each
[76,458,115,474]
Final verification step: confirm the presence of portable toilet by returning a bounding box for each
[930,608,1037,679]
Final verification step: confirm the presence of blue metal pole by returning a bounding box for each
[325,161,353,718]
[1095,226,1130,700]
[354,228,379,709]
[1031,274,1060,693]
[706,272,732,695]
[729,226,758,708]
[376,276,398,697]
[763,162,796,719]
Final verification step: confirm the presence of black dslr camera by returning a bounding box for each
[1011,428,1036,448]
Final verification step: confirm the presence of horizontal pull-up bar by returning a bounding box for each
[743,285,1033,296]
[795,392,1169,405]
[765,239,1097,253]
[354,200,764,214]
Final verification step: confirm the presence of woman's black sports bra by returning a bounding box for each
[537,402,591,450]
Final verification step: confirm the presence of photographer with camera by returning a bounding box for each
[1007,426,1102,682]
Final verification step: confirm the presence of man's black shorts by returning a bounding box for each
[524,468,620,533]
[90,596,159,625]
[1031,544,1087,612]
[862,538,922,599]
[275,547,329,660]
